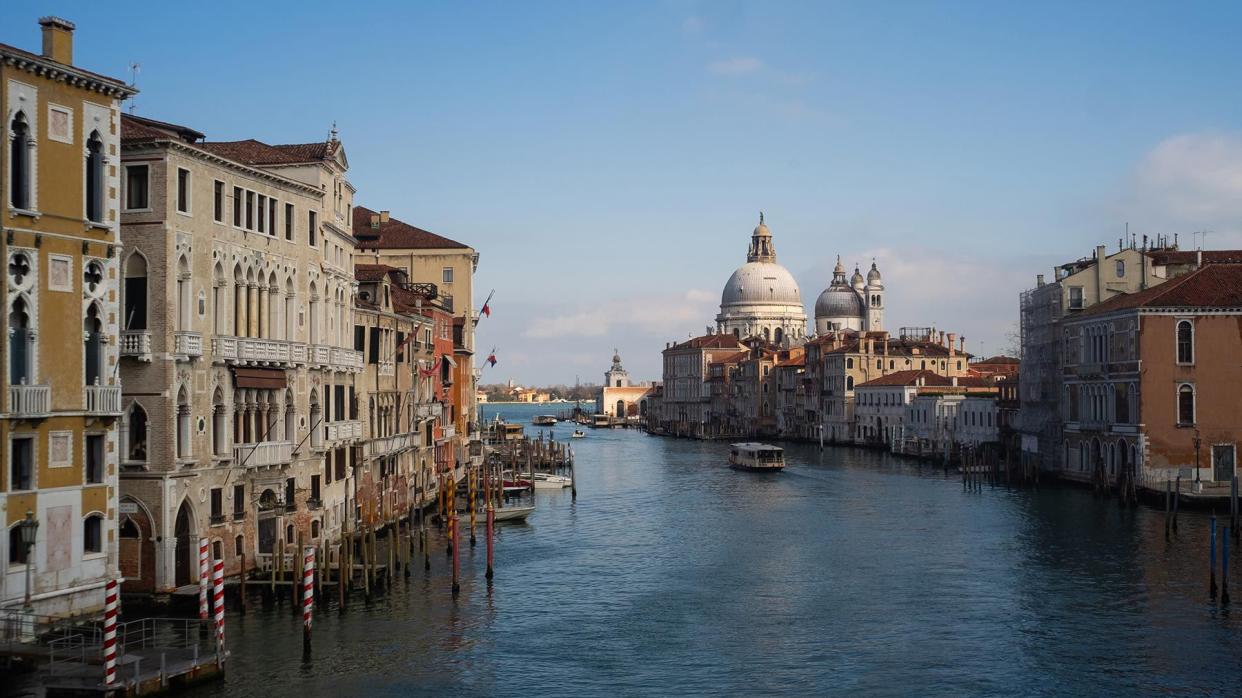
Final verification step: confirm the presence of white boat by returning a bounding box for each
[493,504,535,522]
[532,472,572,489]
[533,415,558,426]
[571,430,586,439]
[728,443,785,472]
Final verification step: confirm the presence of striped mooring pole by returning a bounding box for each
[198,538,210,620]
[102,577,119,686]
[302,546,315,658]
[212,558,225,657]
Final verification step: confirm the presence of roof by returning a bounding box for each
[198,140,312,166]
[709,350,749,366]
[355,264,402,282]
[856,370,953,388]
[120,113,204,143]
[352,206,470,250]
[774,354,806,368]
[0,40,135,96]
[1146,249,1242,267]
[973,356,1019,365]
[666,334,746,352]
[1082,263,1242,316]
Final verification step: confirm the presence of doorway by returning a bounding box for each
[1213,444,1235,482]
[174,500,194,587]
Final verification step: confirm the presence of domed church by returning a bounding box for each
[715,214,808,345]
[814,257,884,334]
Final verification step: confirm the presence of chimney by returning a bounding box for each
[951,376,958,387]
[370,213,380,229]
[380,210,390,224]
[1036,273,1045,287]
[1197,248,1202,268]
[39,17,75,65]
[947,333,956,358]
[959,336,966,354]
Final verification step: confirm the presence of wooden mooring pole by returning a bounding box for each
[1210,514,1218,600]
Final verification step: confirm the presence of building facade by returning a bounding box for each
[2,19,136,616]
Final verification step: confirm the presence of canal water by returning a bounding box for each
[13,402,1242,696]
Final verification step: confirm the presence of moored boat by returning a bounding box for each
[533,415,558,426]
[728,443,786,472]
[493,504,535,522]
[532,472,572,489]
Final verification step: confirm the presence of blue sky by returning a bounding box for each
[12,1,1242,383]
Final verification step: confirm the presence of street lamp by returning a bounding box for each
[19,510,38,612]
[1194,429,1202,489]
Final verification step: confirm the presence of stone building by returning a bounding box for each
[597,350,652,420]
[1061,263,1242,489]
[813,259,884,334]
[659,334,746,437]
[1,18,136,617]
[116,113,363,593]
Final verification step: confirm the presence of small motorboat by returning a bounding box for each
[502,470,532,494]
[728,443,786,472]
[532,472,572,489]
[571,430,586,439]
[533,415,558,426]
[493,504,535,522]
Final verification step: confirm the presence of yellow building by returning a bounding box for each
[2,18,136,617]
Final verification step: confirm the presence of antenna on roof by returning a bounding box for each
[127,62,140,114]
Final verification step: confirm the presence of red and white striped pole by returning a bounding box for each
[102,578,119,686]
[212,558,225,659]
[302,546,315,658]
[198,538,209,620]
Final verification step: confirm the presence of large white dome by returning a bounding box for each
[721,261,803,307]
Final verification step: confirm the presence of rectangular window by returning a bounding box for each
[285,478,296,511]
[396,332,405,362]
[354,325,365,351]
[349,387,357,419]
[285,203,294,240]
[210,488,224,524]
[176,168,191,213]
[11,437,33,490]
[368,327,381,364]
[84,516,102,554]
[213,180,224,222]
[257,194,267,233]
[308,211,317,246]
[269,199,278,237]
[442,267,454,284]
[1068,286,1084,310]
[233,484,246,519]
[232,186,242,227]
[245,190,254,229]
[311,475,321,503]
[85,434,105,484]
[124,165,149,210]
[334,385,346,421]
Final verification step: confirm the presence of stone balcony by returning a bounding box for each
[234,440,294,468]
[213,336,304,368]
[84,383,122,416]
[174,331,203,360]
[325,420,362,443]
[413,402,441,419]
[7,383,50,418]
[364,433,416,459]
[119,330,152,361]
[308,345,364,373]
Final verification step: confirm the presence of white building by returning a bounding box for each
[955,396,999,448]
[715,214,807,345]
[814,259,884,334]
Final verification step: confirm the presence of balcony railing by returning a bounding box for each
[233,440,294,468]
[85,384,122,415]
[174,331,203,359]
[365,433,415,459]
[414,402,441,419]
[213,336,304,368]
[119,330,152,360]
[7,383,50,417]
[325,420,362,442]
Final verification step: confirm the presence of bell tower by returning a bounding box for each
[604,349,630,388]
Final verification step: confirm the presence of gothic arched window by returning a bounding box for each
[1176,320,1193,364]
[9,113,31,210]
[1177,384,1195,426]
[85,131,105,223]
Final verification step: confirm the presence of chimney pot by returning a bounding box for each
[370,213,380,228]
[380,210,390,223]
[1036,273,1045,287]
[38,17,75,65]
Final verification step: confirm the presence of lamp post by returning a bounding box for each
[19,510,39,612]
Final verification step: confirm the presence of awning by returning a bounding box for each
[442,355,457,368]
[233,367,287,389]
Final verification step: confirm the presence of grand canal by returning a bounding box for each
[15,403,1242,697]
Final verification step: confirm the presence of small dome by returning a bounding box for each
[721,262,802,307]
[867,262,882,284]
[815,286,866,319]
[851,266,865,287]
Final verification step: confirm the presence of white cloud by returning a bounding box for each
[708,56,763,76]
[524,289,717,340]
[1126,132,1242,247]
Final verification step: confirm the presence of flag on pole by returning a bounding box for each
[486,352,497,367]
[479,289,495,318]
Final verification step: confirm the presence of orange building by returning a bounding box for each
[1063,263,1242,488]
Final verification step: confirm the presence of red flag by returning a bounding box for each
[478,289,495,319]
[481,302,491,317]
[486,353,497,367]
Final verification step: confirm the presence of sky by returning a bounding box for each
[11,1,1242,384]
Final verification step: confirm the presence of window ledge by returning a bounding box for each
[85,221,112,232]
[123,207,153,214]
[176,210,193,219]
[82,552,106,561]
[177,458,198,468]
[9,207,41,219]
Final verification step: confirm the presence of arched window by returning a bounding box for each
[213,263,227,335]
[119,518,140,539]
[127,402,148,462]
[846,358,854,369]
[846,376,855,391]
[1176,320,1193,364]
[1177,384,1195,426]
[774,327,784,345]
[311,520,320,538]
[85,131,104,222]
[84,514,103,553]
[284,389,295,442]
[285,524,294,544]
[124,253,148,330]
[84,303,103,385]
[9,112,31,210]
[284,278,296,340]
[235,535,244,556]
[308,281,320,345]
[233,265,245,336]
[176,386,191,458]
[212,388,227,456]
[8,295,32,384]
[9,525,28,564]
[268,272,279,339]
[309,390,322,449]
[176,256,191,331]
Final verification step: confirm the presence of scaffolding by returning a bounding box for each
[1018,281,1064,472]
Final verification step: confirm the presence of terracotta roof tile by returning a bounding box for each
[667,334,746,352]
[352,206,469,250]
[1082,263,1242,316]
[857,370,953,388]
[1146,249,1242,266]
